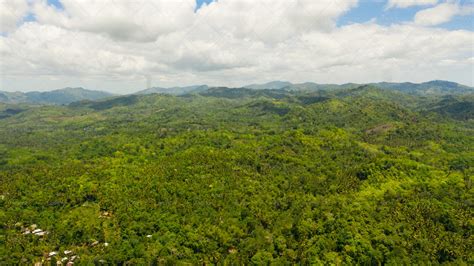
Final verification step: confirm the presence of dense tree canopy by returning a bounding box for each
[0,86,473,264]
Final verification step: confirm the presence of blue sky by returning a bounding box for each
[338,0,473,30]
[47,0,63,9]
[191,0,473,31]
[43,0,473,31]
[196,0,214,9]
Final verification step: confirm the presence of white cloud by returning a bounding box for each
[196,0,358,43]
[33,0,197,42]
[387,0,438,9]
[31,0,358,43]
[414,2,474,26]
[0,0,473,92]
[0,0,29,32]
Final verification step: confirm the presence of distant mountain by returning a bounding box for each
[199,87,290,99]
[0,91,27,103]
[244,81,293,90]
[372,80,473,96]
[2,81,471,105]
[135,85,208,95]
[288,82,358,91]
[243,80,473,96]
[425,94,474,120]
[0,87,115,105]
[70,95,139,111]
[244,81,356,91]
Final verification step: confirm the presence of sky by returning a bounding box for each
[0,0,473,93]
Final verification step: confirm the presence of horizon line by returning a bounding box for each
[1,79,472,94]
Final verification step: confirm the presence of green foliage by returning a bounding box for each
[0,87,114,105]
[0,86,473,264]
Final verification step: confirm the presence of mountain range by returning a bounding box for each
[244,80,473,95]
[134,85,209,96]
[0,80,472,105]
[0,87,115,105]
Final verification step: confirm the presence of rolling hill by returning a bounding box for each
[244,80,473,96]
[0,87,115,105]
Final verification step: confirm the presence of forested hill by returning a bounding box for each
[0,86,473,264]
[1,80,472,104]
[0,87,114,105]
[244,80,473,96]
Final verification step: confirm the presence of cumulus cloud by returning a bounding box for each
[196,0,358,43]
[31,0,358,43]
[1,22,160,77]
[0,0,473,92]
[387,0,438,9]
[33,0,197,42]
[414,2,474,26]
[0,0,29,32]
